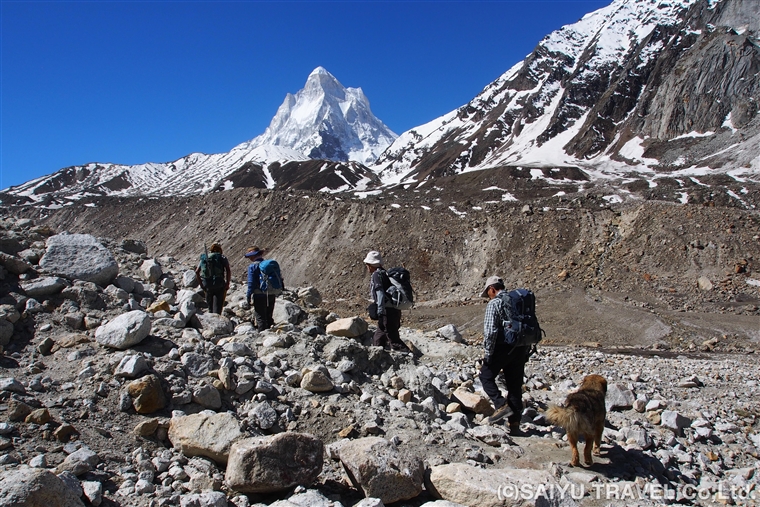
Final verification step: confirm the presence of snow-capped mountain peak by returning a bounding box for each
[242,67,397,165]
[372,0,759,196]
[3,67,396,203]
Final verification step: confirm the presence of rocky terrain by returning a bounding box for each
[0,185,758,507]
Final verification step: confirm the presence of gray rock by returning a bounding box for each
[39,234,118,286]
[297,286,322,307]
[225,433,324,493]
[181,353,218,377]
[56,471,83,499]
[114,275,136,293]
[661,410,692,435]
[426,463,575,507]
[605,383,635,411]
[121,239,148,254]
[192,384,222,410]
[0,467,85,507]
[0,377,25,394]
[437,324,464,343]
[57,447,100,476]
[196,312,234,336]
[0,253,33,275]
[182,270,200,288]
[0,319,14,346]
[81,480,103,506]
[20,277,66,298]
[94,311,151,349]
[272,299,305,325]
[180,491,228,507]
[114,354,149,378]
[337,437,424,504]
[249,401,278,430]
[141,259,163,284]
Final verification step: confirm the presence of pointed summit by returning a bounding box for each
[245,67,397,165]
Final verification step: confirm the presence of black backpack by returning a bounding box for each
[384,267,414,310]
[199,252,226,290]
[497,289,543,347]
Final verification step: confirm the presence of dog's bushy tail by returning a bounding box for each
[545,404,582,431]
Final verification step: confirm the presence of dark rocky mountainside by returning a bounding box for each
[376,0,760,186]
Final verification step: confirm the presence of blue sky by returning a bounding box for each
[1,0,611,190]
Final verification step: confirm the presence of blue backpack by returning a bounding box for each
[258,259,284,295]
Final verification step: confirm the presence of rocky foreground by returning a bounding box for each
[0,216,758,507]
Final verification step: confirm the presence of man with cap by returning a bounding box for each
[364,250,409,351]
[479,275,529,433]
[245,246,279,331]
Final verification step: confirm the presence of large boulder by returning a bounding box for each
[426,463,577,507]
[0,467,85,507]
[225,433,324,493]
[95,311,151,349]
[39,233,118,286]
[168,412,244,465]
[336,437,424,504]
[326,317,368,338]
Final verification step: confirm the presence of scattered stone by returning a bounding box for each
[453,387,494,415]
[126,374,167,414]
[606,383,635,411]
[94,310,152,349]
[326,317,368,338]
[300,370,334,393]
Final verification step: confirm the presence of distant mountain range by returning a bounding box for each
[4,0,759,208]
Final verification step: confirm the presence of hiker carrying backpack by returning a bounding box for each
[478,276,542,434]
[364,250,411,352]
[195,243,231,314]
[245,246,284,331]
[496,288,543,351]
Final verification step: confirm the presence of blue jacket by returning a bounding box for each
[247,260,263,301]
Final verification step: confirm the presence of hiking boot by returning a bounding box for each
[390,341,411,352]
[509,422,525,436]
[487,403,513,425]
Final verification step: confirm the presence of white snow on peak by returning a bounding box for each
[244,67,397,165]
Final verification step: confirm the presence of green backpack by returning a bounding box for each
[199,252,226,289]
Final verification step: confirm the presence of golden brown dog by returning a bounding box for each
[545,374,607,466]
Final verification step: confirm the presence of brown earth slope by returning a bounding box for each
[20,180,759,353]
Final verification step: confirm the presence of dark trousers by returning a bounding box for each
[206,286,227,314]
[479,345,528,424]
[253,294,276,331]
[372,307,404,349]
